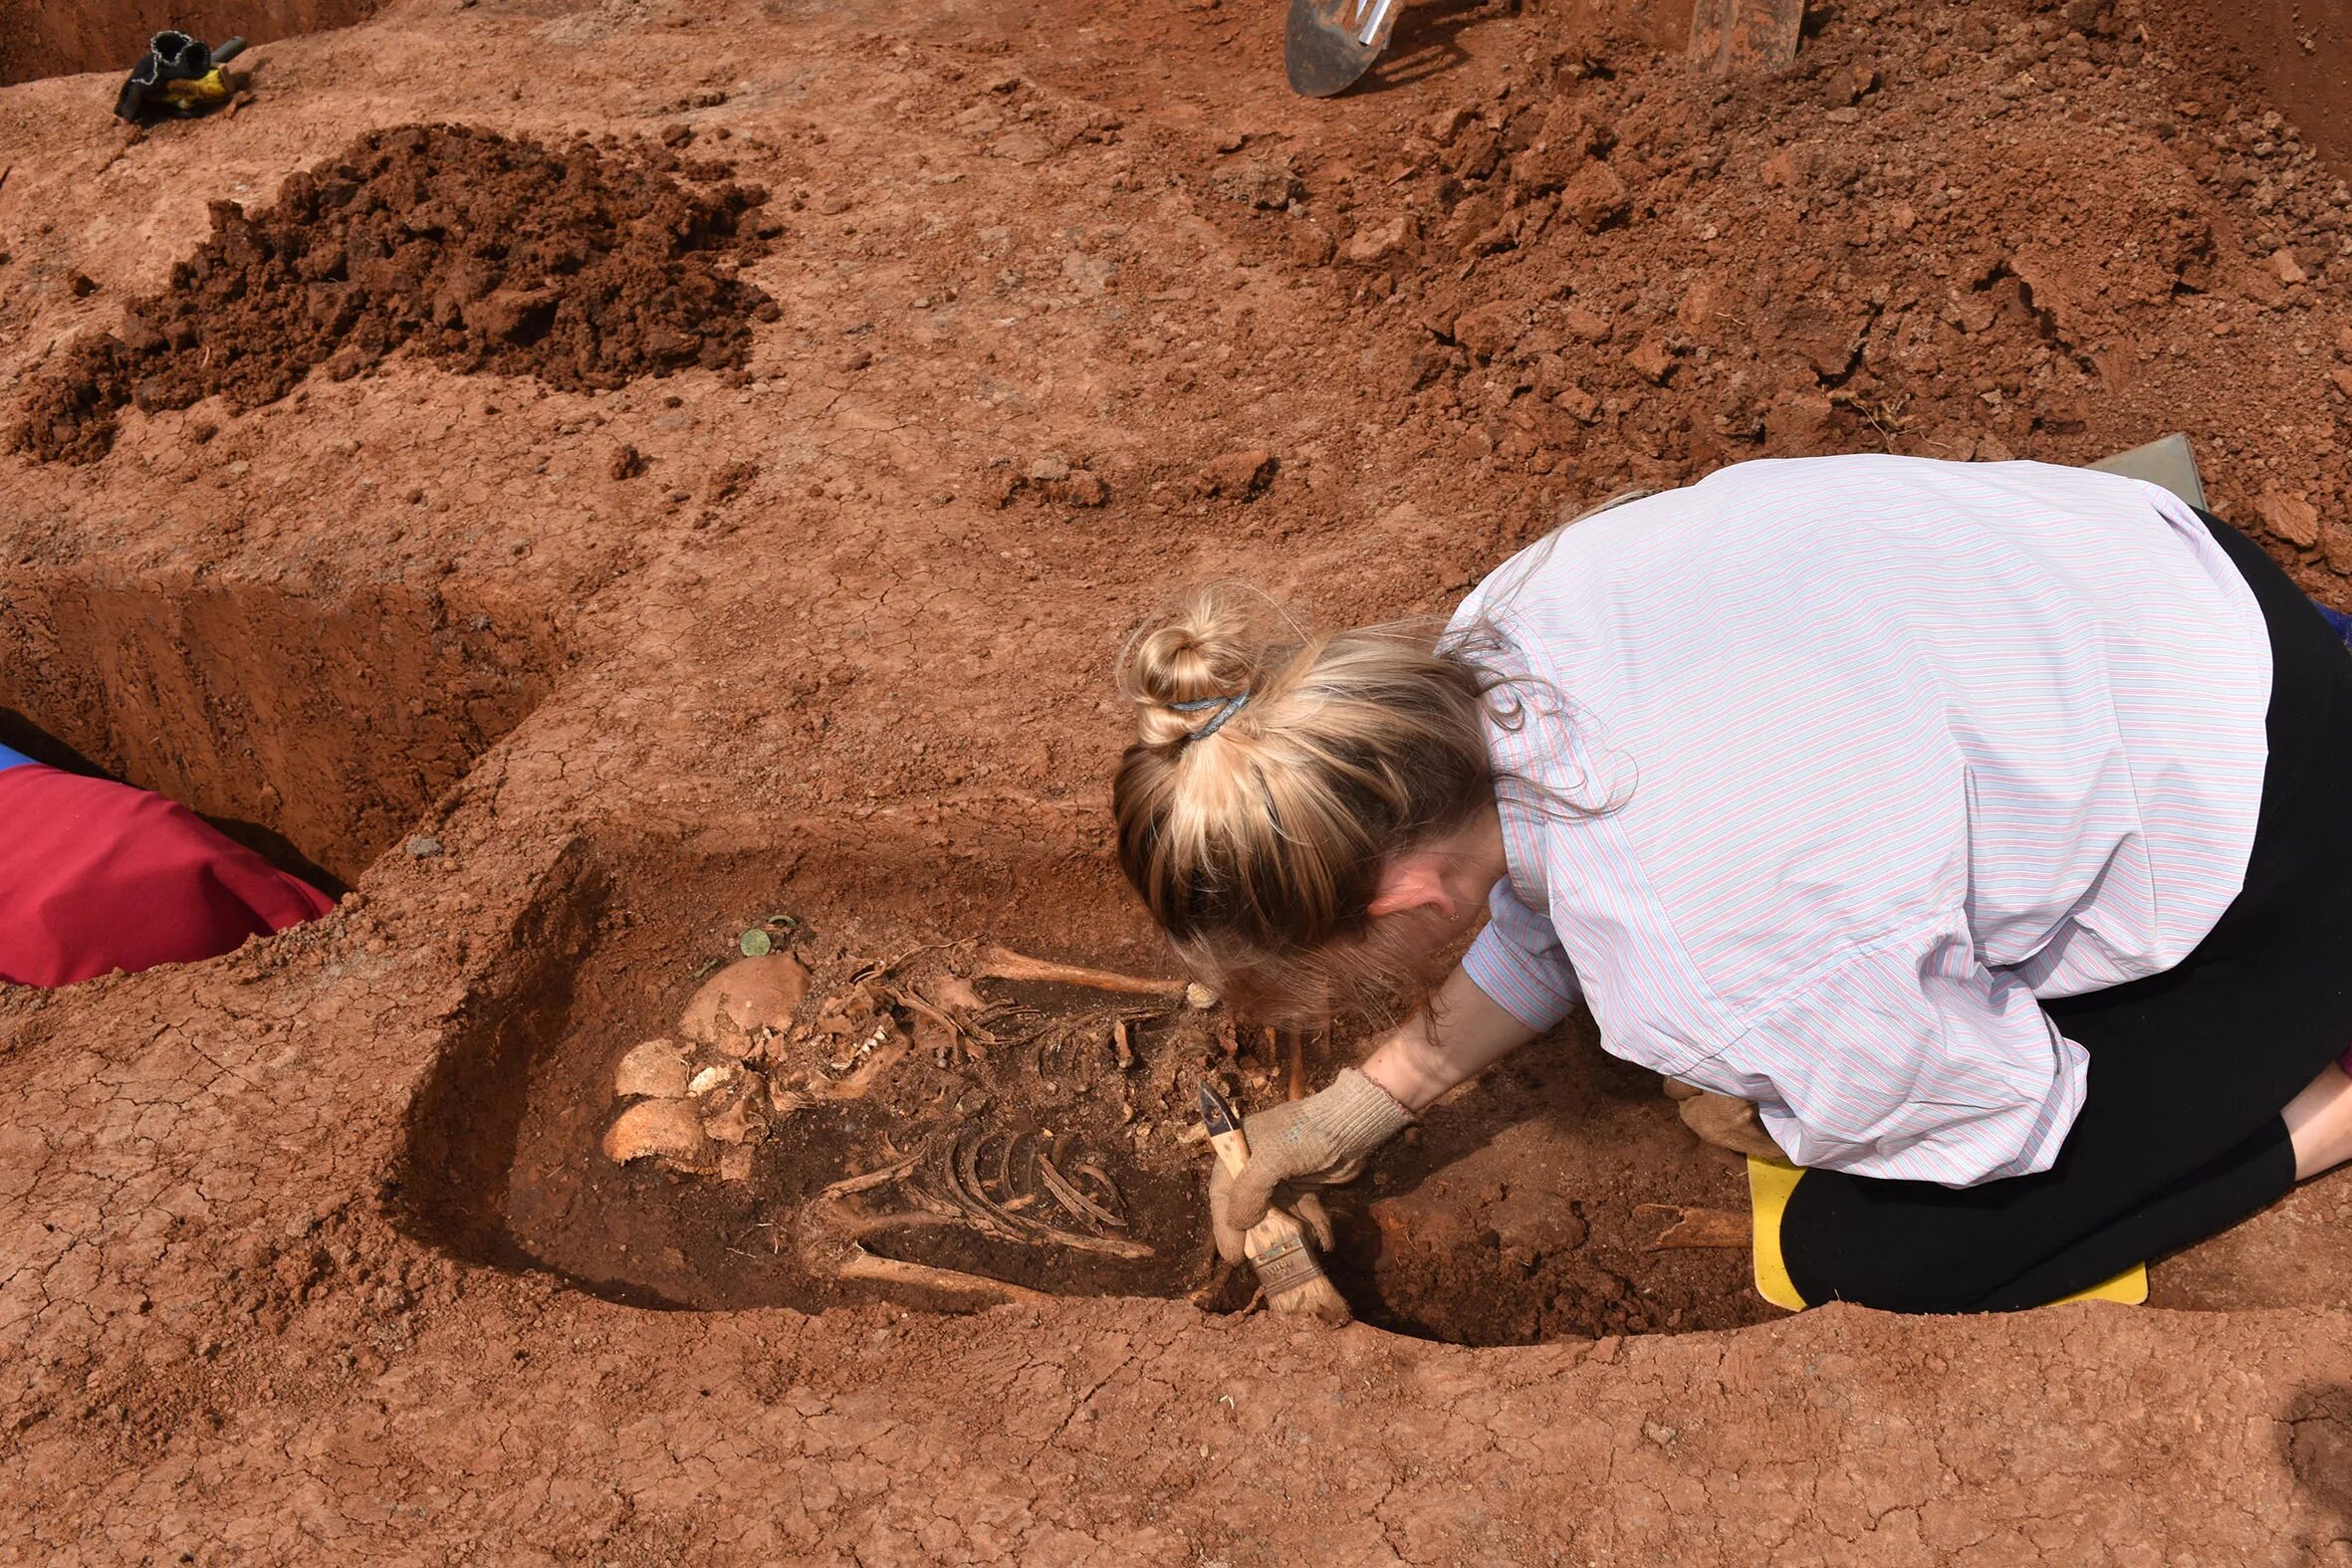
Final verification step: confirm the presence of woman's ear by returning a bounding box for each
[1367,852,1458,920]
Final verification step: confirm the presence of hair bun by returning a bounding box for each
[1119,585,1278,746]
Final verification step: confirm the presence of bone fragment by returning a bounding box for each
[927,975,986,1012]
[702,1084,769,1146]
[977,947,1187,1000]
[836,1246,1054,1306]
[613,1038,692,1100]
[602,1099,712,1170]
[687,1062,740,1099]
[1637,1204,1750,1251]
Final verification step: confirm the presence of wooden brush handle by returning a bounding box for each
[1206,1113,1324,1288]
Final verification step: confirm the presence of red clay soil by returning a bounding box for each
[3,0,2352,1558]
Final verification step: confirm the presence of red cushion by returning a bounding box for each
[0,766,335,987]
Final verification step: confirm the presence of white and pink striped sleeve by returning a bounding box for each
[1461,878,1583,1032]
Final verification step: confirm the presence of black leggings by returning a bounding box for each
[1780,512,2352,1313]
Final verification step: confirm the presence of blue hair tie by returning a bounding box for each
[1170,691,1249,743]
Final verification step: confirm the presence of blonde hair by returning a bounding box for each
[1112,585,1506,1020]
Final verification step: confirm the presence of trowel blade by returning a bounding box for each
[1286,0,1398,98]
[2086,432,2209,512]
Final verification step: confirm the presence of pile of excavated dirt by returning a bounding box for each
[15,122,776,461]
[6,0,2352,1556]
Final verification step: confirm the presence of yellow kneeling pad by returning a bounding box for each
[1746,1156,2148,1311]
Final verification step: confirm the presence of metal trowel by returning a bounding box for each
[1285,0,1403,98]
[2086,432,2209,511]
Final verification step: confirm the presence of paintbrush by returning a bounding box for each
[1198,1082,1351,1325]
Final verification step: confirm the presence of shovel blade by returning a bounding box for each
[1286,0,1395,98]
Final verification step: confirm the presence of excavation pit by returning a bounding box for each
[0,568,561,890]
[0,2,382,88]
[397,830,1771,1342]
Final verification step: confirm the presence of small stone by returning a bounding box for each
[1453,304,1516,362]
[1199,449,1276,499]
[1063,470,1108,507]
[989,130,1054,165]
[1424,107,1476,145]
[1561,307,1611,343]
[2330,365,2352,400]
[2271,247,2309,286]
[1559,161,1630,232]
[1184,981,1219,1009]
[1554,384,1600,423]
[2323,522,2352,577]
[1675,279,1719,333]
[1289,220,1336,268]
[835,345,873,372]
[67,271,97,298]
[1343,213,1412,265]
[1626,338,1675,384]
[1212,159,1302,210]
[2258,486,2322,550]
[405,835,444,859]
[1027,455,1072,485]
[470,287,557,342]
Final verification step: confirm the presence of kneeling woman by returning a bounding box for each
[1113,454,2352,1312]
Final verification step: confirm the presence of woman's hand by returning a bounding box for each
[1209,1069,1414,1261]
[1209,967,1540,1261]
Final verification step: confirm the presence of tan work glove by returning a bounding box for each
[1209,1068,1415,1264]
[1664,1077,1784,1161]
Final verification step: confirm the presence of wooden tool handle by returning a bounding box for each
[1198,1081,1351,1323]
[1200,1084,1320,1272]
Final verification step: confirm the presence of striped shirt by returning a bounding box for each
[1450,456,2272,1186]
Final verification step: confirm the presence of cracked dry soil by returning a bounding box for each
[4,0,2352,1559]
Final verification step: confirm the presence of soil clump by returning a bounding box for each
[15,123,777,462]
